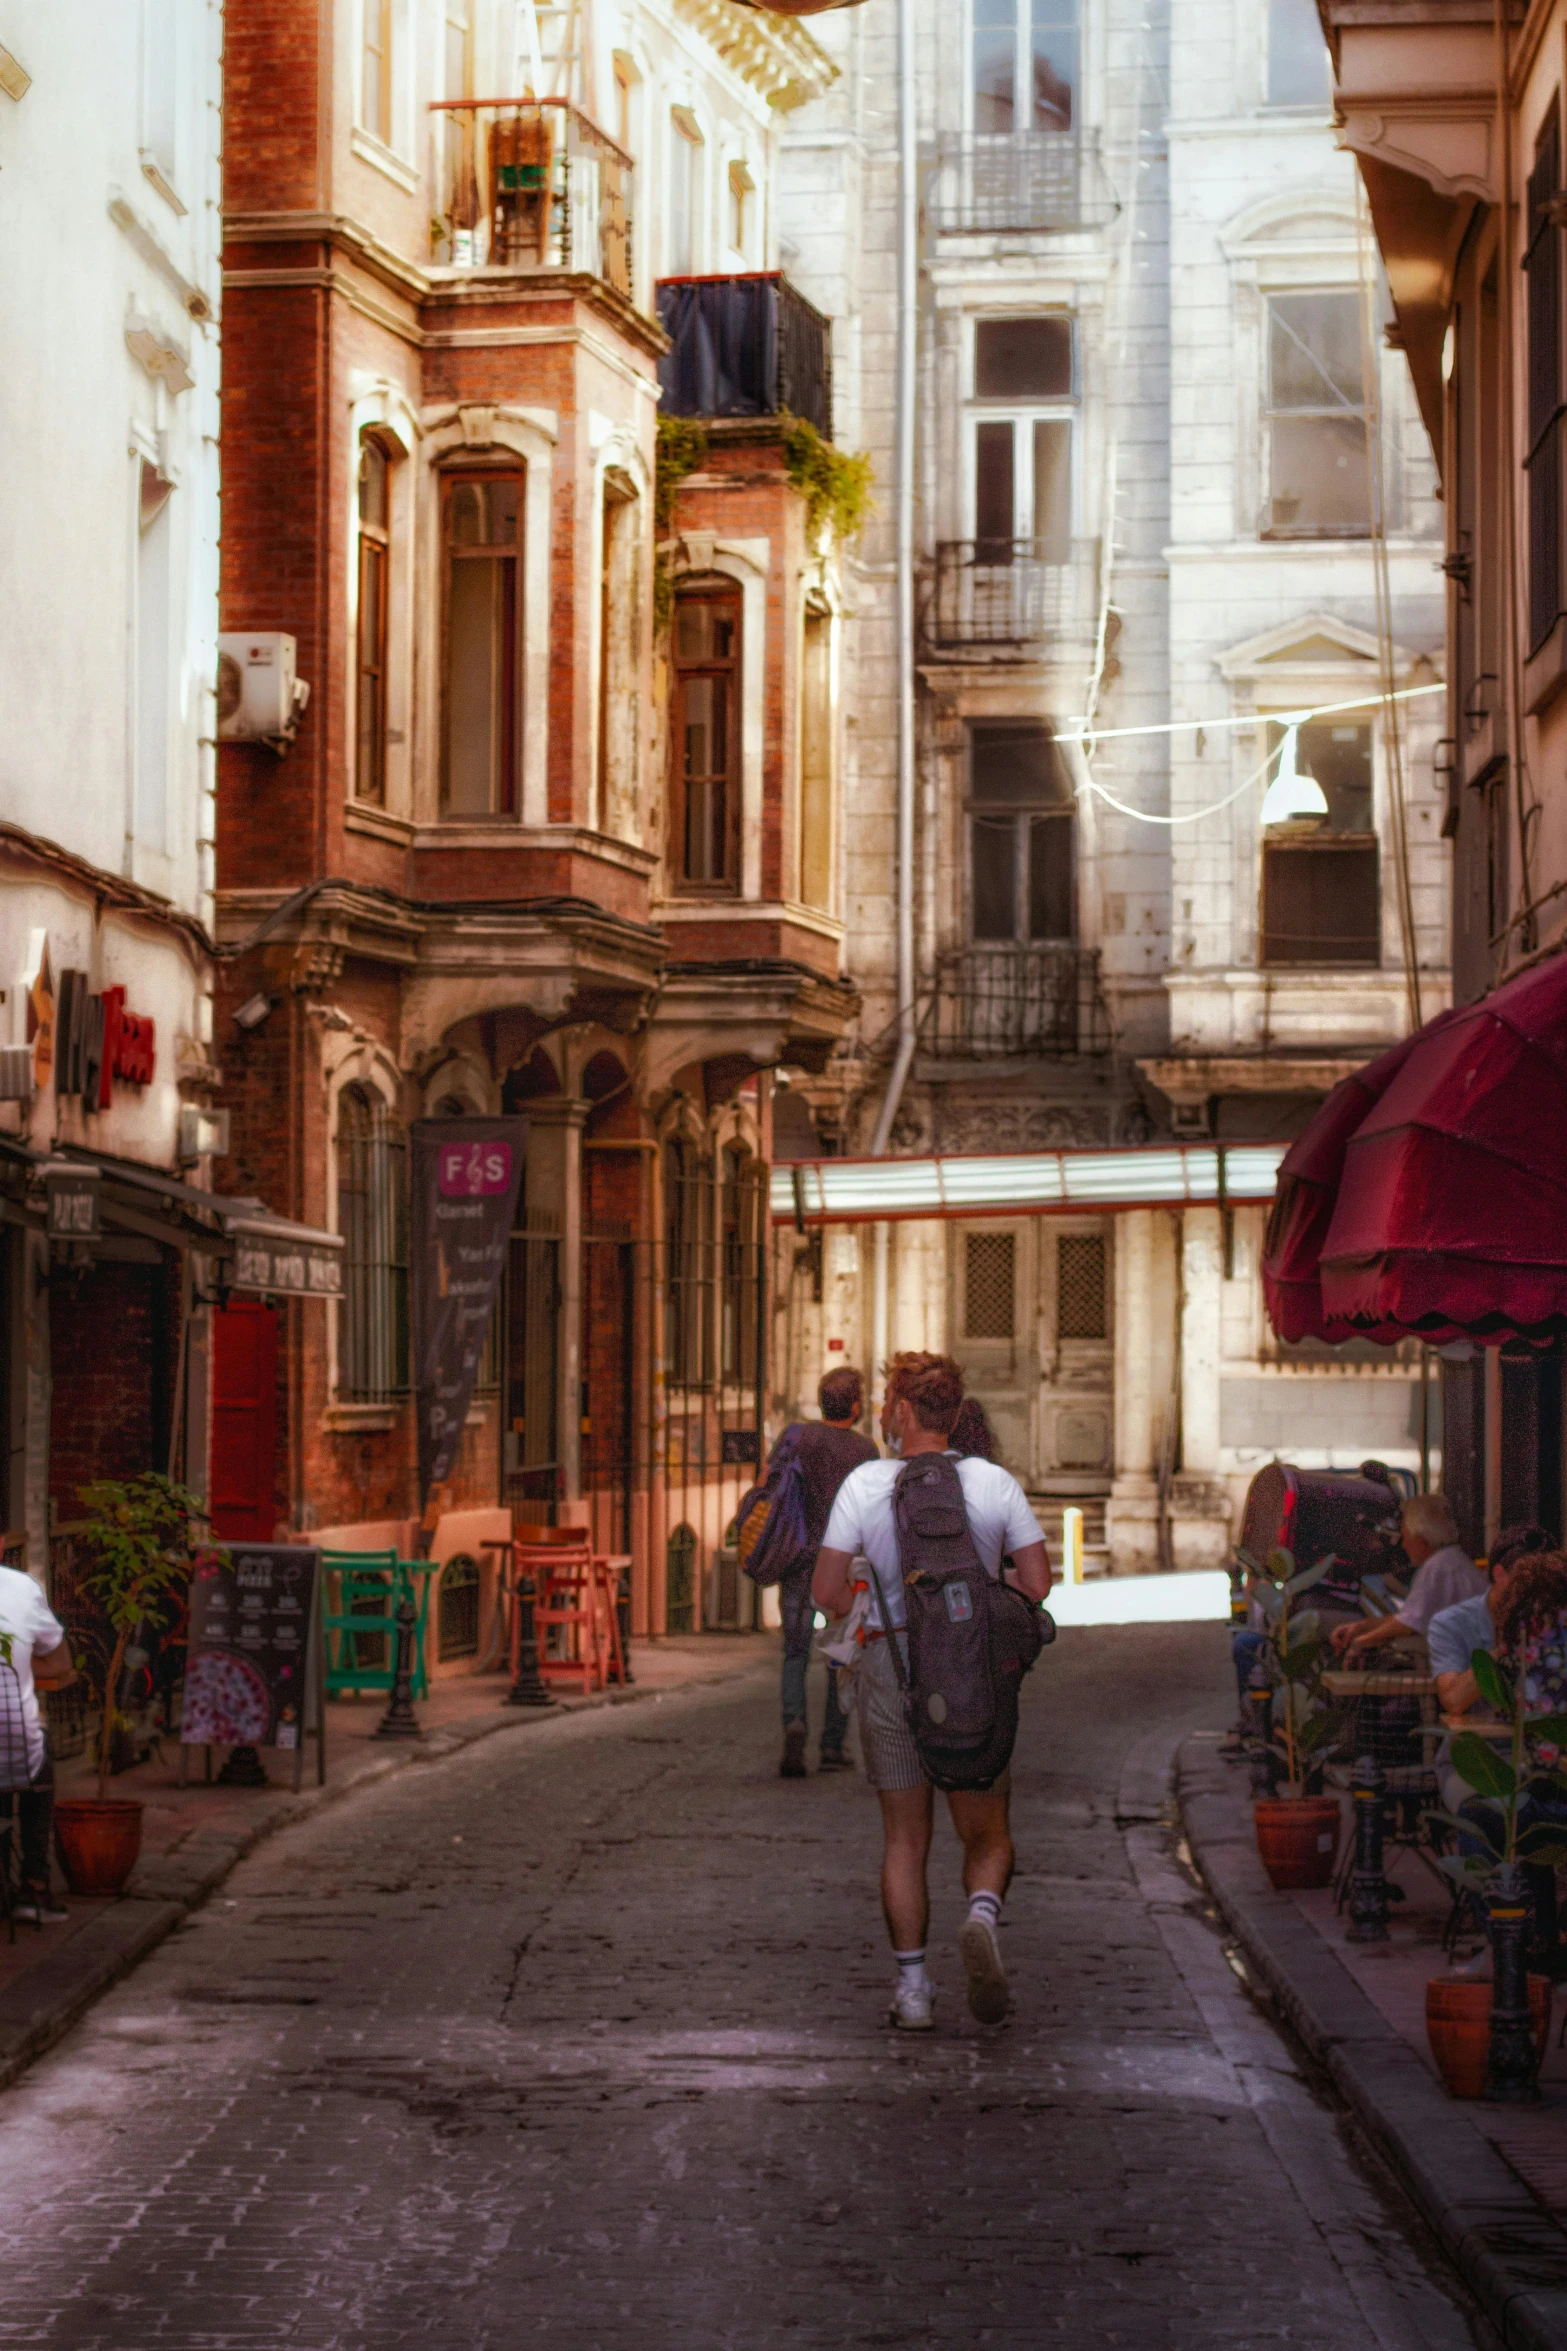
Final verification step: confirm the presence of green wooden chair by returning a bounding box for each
[322,1551,433,1701]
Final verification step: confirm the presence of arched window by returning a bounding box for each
[442,469,524,818]
[664,1137,709,1386]
[671,579,741,889]
[355,434,393,805]
[336,1085,409,1400]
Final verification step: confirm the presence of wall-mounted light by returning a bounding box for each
[232,991,273,1032]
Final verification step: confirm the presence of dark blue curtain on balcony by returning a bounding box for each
[657,278,779,421]
[656,277,832,435]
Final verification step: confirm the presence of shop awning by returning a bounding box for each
[55,1148,343,1297]
[1260,1026,1452,1344]
[771,1142,1287,1225]
[1271,954,1567,1344]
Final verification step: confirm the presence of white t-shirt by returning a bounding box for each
[822,1453,1046,1632]
[0,1565,65,1779]
[1396,1544,1487,1635]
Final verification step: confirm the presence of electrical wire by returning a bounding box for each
[1053,678,1443,749]
[1079,733,1285,827]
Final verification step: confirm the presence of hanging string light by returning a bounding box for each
[1258,724,1329,828]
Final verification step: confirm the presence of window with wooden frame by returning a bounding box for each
[972,0,1078,134]
[671,579,742,890]
[362,0,393,143]
[354,435,392,806]
[1260,719,1380,966]
[968,720,1074,942]
[441,469,523,819]
[1526,103,1564,655]
[1264,292,1371,536]
[337,1085,409,1401]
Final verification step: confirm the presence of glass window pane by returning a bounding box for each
[1028,810,1075,938]
[359,441,389,529]
[976,316,1073,398]
[1031,1,1077,132]
[446,556,500,812]
[971,814,1019,939]
[675,597,709,662]
[1033,418,1071,559]
[970,720,1069,804]
[1268,414,1372,533]
[975,420,1016,552]
[973,0,1017,134]
[1295,720,1374,830]
[1269,292,1364,410]
[1267,0,1329,105]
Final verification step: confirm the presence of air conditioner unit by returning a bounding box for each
[217,633,310,745]
[705,1547,756,1632]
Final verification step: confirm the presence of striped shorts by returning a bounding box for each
[854,1633,927,1792]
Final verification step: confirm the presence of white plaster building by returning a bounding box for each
[772,0,1447,1567]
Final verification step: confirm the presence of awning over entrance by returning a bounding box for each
[1263,954,1567,1345]
[49,1147,343,1297]
[771,1142,1287,1225]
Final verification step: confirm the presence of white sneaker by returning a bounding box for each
[959,1914,1009,2023]
[888,1975,935,2031]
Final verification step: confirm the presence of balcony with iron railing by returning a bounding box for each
[655,273,832,439]
[925,132,1111,237]
[924,538,1099,657]
[427,99,633,298]
[921,944,1109,1063]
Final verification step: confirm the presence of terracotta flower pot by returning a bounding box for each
[52,1797,144,1895]
[1425,1972,1553,2100]
[1254,1794,1342,1889]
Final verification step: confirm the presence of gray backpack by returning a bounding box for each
[886,1453,1049,1792]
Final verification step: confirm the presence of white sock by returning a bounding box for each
[894,1945,929,1985]
[968,1891,1002,1932]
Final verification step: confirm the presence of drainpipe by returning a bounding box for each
[869,0,919,1389]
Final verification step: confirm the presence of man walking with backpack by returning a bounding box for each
[813,1353,1050,2031]
[770,1365,879,1779]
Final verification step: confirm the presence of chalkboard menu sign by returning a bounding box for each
[181,1545,321,1756]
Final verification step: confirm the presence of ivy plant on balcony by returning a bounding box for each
[780,413,874,551]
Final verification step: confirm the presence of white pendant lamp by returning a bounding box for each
[1259,723,1329,828]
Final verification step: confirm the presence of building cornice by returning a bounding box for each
[670,0,839,110]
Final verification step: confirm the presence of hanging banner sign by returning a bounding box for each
[410,1118,528,1507]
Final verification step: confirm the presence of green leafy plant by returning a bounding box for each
[1431,1647,1567,1888]
[780,412,875,548]
[74,1475,213,1798]
[654,415,710,630]
[1251,1546,1347,1792]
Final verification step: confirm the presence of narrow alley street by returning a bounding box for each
[0,1629,1483,2350]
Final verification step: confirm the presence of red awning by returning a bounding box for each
[1260,1029,1442,1343]
[1313,954,1567,1341]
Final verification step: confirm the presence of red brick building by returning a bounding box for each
[214,5,856,1653]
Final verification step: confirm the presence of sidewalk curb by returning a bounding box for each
[0,1653,768,2096]
[1178,1735,1567,2351]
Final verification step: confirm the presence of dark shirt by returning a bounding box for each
[775,1420,879,1568]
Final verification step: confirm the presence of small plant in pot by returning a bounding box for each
[1248,1548,1348,1890]
[1425,1645,1567,2101]
[53,1474,209,1897]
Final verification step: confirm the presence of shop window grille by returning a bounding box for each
[43,1680,87,1764]
[666,1523,698,1634]
[965,1232,1017,1340]
[438,1555,481,1661]
[1057,1234,1107,1340]
[337,1085,409,1401]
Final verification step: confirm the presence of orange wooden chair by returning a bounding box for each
[518,1526,606,1695]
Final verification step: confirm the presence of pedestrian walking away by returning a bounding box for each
[813,1352,1051,2032]
[768,1365,879,1778]
[0,1561,77,1925]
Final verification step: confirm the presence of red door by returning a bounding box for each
[210,1301,279,1540]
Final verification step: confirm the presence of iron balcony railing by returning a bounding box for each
[926,132,1108,236]
[656,272,832,438]
[428,99,633,297]
[925,538,1098,653]
[922,944,1109,1062]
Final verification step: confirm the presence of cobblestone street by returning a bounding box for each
[0,1628,1485,2349]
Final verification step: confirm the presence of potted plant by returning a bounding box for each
[1247,1547,1348,1889]
[1426,1646,1567,2100]
[52,1473,209,1896]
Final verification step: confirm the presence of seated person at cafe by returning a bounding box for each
[1428,1522,1554,1716]
[1330,1492,1485,1662]
[1449,1552,1567,1969]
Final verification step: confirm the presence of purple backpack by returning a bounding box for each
[734,1426,814,1586]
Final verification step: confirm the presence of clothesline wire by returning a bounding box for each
[1053,678,1443,748]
